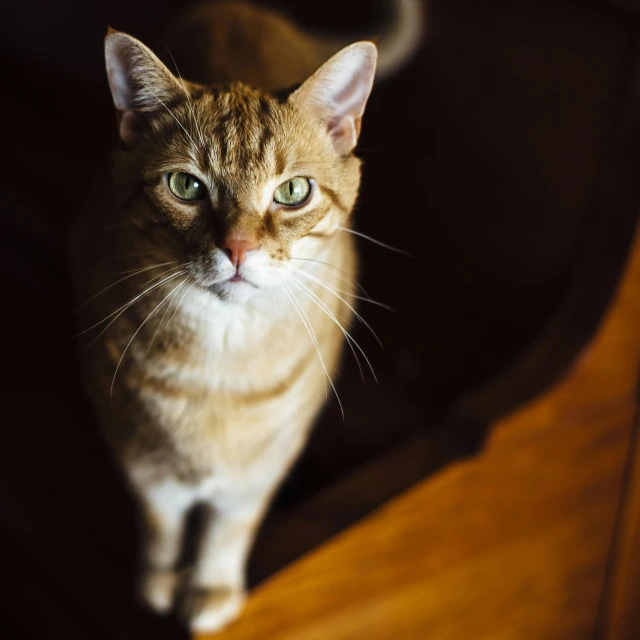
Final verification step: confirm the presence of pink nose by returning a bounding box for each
[222,236,259,267]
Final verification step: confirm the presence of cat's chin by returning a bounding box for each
[206,278,260,304]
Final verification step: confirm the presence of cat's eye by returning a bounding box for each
[168,172,207,201]
[274,177,311,206]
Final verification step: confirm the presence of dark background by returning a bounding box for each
[2,0,640,637]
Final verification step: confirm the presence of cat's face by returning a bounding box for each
[106,32,376,303]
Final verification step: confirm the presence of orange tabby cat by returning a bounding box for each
[71,0,421,632]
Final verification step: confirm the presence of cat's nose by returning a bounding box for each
[222,236,259,267]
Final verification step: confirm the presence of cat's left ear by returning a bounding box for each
[105,29,182,146]
[290,42,377,156]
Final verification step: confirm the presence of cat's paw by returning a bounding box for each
[138,568,180,614]
[181,586,246,633]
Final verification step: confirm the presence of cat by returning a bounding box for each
[71,0,422,632]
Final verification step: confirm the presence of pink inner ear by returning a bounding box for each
[332,69,374,119]
[292,42,377,155]
[106,46,134,111]
[323,63,375,154]
[105,32,181,118]
[105,34,144,112]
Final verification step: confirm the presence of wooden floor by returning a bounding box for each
[199,226,640,640]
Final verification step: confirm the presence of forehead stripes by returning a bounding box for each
[149,84,285,179]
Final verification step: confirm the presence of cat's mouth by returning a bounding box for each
[203,273,259,298]
[224,271,259,288]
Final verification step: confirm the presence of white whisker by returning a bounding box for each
[289,278,376,383]
[291,274,383,349]
[292,268,394,311]
[71,267,186,341]
[167,278,199,325]
[336,226,411,257]
[289,256,371,298]
[110,278,188,399]
[76,261,176,310]
[280,283,343,417]
[165,46,208,153]
[91,270,187,345]
[138,75,198,149]
[146,278,187,355]
[279,287,320,354]
[289,278,365,382]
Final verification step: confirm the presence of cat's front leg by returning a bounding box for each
[134,475,196,614]
[181,489,272,633]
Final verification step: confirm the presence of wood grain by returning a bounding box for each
[601,401,640,639]
[199,228,640,640]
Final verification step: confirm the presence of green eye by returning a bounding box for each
[274,177,311,206]
[168,172,206,201]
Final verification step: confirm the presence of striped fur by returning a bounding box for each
[69,1,413,633]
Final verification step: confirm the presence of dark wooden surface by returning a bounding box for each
[601,390,640,639]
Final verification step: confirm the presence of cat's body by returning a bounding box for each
[71,0,421,632]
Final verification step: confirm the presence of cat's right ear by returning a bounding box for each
[105,29,181,146]
[290,42,377,156]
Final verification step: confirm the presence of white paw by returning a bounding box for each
[182,586,246,633]
[138,568,180,614]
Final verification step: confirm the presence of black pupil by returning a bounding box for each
[289,181,293,196]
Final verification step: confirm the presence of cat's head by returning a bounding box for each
[105,30,376,303]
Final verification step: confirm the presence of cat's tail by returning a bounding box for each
[321,0,425,80]
[373,0,425,79]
